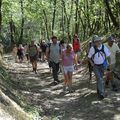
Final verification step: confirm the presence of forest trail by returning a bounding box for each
[2,54,120,120]
[0,105,15,120]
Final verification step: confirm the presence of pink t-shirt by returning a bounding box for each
[63,50,75,66]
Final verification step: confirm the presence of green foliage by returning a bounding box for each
[1,0,120,46]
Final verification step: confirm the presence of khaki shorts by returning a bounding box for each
[75,51,81,56]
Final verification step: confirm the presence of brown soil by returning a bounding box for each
[3,54,120,120]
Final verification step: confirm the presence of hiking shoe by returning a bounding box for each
[53,81,58,85]
[97,89,99,95]
[58,80,61,83]
[74,65,78,70]
[98,95,104,100]
[69,89,74,93]
[56,80,60,83]
[68,87,74,93]
[63,86,67,92]
[112,87,118,92]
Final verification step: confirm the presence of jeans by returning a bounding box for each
[50,61,59,82]
[93,65,105,96]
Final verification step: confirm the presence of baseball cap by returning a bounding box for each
[93,35,101,42]
[107,36,115,42]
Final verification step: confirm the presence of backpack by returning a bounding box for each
[92,44,108,69]
[92,44,106,60]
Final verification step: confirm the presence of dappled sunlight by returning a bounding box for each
[3,54,120,120]
[113,114,120,120]
[103,109,115,114]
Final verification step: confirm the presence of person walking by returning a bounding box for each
[40,40,47,62]
[72,34,81,65]
[12,44,18,62]
[46,36,61,85]
[61,44,77,93]
[105,36,120,91]
[28,40,39,74]
[59,40,66,74]
[88,35,111,100]
[17,44,24,63]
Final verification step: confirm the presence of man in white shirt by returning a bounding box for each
[88,35,111,100]
[105,36,120,91]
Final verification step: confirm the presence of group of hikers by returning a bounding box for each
[87,35,120,99]
[11,34,120,100]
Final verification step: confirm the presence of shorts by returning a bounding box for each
[75,51,80,56]
[30,55,37,63]
[63,66,74,74]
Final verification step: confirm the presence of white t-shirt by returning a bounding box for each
[88,44,110,65]
[105,43,120,65]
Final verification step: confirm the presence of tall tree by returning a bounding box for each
[19,0,24,44]
[75,0,79,34]
[61,0,74,42]
[43,9,50,40]
[104,0,119,29]
[0,0,2,34]
[52,0,57,35]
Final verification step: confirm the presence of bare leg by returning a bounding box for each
[68,72,73,92]
[63,73,69,91]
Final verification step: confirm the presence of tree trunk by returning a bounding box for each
[19,0,24,44]
[61,0,73,42]
[9,19,14,45]
[43,10,49,41]
[0,0,2,34]
[61,5,65,37]
[52,0,57,36]
[104,0,119,29]
[86,0,91,36]
[75,0,79,34]
[78,9,86,41]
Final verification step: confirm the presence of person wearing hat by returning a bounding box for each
[105,36,120,91]
[88,35,111,100]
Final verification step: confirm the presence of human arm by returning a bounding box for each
[87,47,95,66]
[116,44,120,55]
[60,51,64,66]
[104,45,112,70]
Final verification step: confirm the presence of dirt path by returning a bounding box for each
[0,104,15,120]
[4,54,120,120]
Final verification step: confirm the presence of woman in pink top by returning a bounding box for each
[61,44,77,93]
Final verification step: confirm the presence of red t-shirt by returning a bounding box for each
[73,40,80,52]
